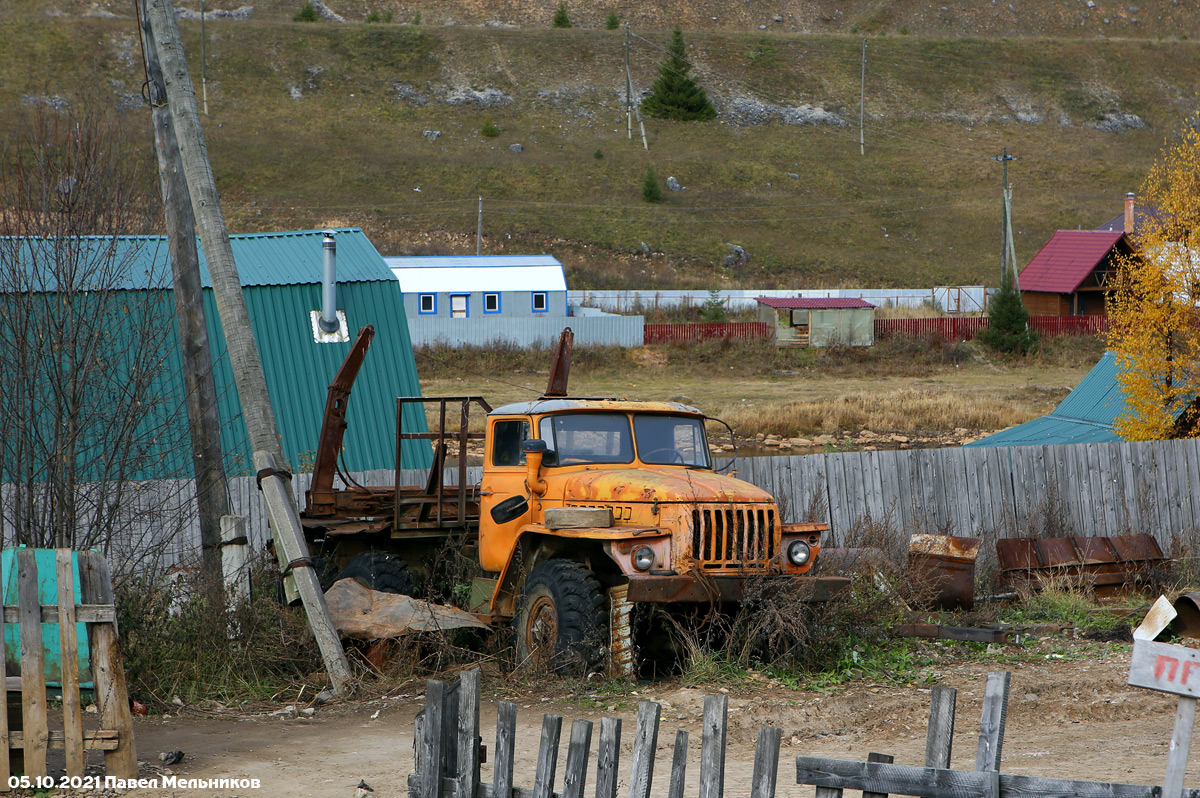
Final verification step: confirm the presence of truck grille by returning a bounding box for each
[690,507,777,570]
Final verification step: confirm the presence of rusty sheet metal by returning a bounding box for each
[1134,595,1178,640]
[909,534,980,611]
[324,579,488,639]
[625,574,849,603]
[995,533,1166,595]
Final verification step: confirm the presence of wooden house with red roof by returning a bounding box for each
[1017,229,1135,316]
[756,296,875,347]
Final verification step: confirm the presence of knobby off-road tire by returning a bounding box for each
[515,560,607,675]
[338,550,415,595]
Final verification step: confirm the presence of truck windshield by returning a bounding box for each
[634,414,711,468]
[538,413,634,465]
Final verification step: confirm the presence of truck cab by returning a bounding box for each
[477,399,842,671]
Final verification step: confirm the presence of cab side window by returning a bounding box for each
[491,419,530,467]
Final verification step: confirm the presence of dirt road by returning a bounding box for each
[117,641,1191,798]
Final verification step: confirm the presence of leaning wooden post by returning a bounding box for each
[493,700,518,798]
[76,551,137,779]
[562,718,594,798]
[1128,638,1200,798]
[628,701,661,798]
[455,670,481,798]
[974,671,1011,772]
[142,0,352,696]
[925,685,957,769]
[750,727,781,798]
[667,730,688,798]
[532,714,563,798]
[16,550,47,780]
[594,716,622,798]
[419,680,447,798]
[55,550,84,778]
[699,694,728,798]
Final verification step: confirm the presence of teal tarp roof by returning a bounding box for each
[968,351,1129,447]
[6,228,395,290]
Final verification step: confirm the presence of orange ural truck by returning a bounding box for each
[300,327,848,671]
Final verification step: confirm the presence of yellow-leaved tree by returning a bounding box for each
[1107,123,1200,440]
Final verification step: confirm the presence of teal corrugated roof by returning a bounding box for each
[4,229,394,290]
[969,351,1138,448]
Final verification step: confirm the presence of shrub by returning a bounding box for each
[293,1,318,22]
[365,9,380,23]
[605,12,619,29]
[480,119,500,138]
[642,166,662,203]
[700,289,728,322]
[593,149,604,160]
[552,2,572,28]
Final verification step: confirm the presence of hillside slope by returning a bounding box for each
[2,1,1199,289]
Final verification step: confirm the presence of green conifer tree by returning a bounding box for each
[641,29,716,122]
[552,2,572,28]
[977,267,1037,355]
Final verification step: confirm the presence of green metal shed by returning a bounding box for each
[5,229,430,478]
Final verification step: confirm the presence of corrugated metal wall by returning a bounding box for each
[571,287,988,314]
[201,280,431,475]
[408,315,644,348]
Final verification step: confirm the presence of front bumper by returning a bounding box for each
[625,574,850,603]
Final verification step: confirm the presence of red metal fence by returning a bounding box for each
[643,322,773,345]
[1028,315,1110,336]
[644,317,1109,345]
[875,315,1109,342]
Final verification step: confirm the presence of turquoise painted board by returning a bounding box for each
[0,548,91,687]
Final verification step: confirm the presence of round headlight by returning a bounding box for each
[786,540,811,567]
[632,546,655,571]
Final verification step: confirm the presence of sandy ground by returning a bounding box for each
[96,639,1200,798]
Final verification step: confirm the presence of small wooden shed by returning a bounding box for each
[756,297,875,347]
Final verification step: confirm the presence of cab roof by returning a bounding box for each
[489,398,705,416]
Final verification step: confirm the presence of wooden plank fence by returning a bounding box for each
[410,668,1193,798]
[726,438,1200,551]
[76,432,1200,576]
[1,549,136,788]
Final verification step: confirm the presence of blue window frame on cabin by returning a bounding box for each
[484,292,501,314]
[418,293,437,315]
[532,292,549,313]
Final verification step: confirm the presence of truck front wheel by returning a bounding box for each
[515,560,606,674]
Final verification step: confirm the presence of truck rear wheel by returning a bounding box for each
[515,560,606,674]
[338,551,415,595]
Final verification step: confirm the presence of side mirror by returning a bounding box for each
[490,494,529,524]
[522,439,549,495]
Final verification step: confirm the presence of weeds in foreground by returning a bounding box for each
[116,560,324,708]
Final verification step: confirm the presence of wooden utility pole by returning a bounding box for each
[994,148,1016,284]
[137,0,231,593]
[143,0,353,696]
[859,40,866,156]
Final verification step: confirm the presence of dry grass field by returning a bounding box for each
[416,334,1105,444]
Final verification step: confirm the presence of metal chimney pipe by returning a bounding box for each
[319,231,338,333]
[1125,192,1136,234]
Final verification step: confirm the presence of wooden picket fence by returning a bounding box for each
[410,669,1194,798]
[0,549,136,788]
